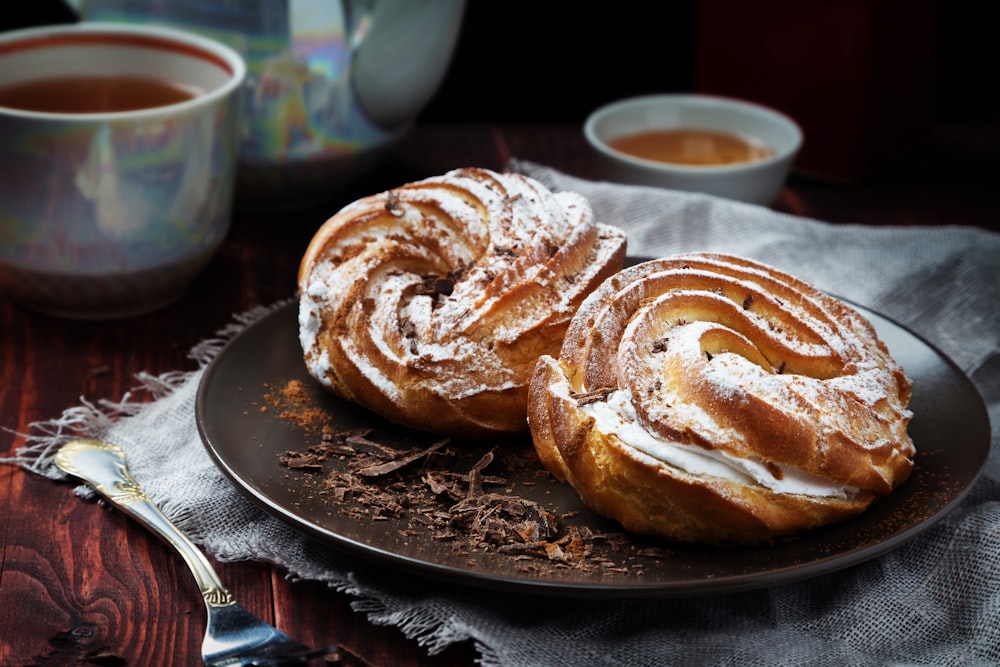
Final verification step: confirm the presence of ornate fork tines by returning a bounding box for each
[55,438,335,666]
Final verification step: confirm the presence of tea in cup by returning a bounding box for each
[0,22,246,318]
[584,94,802,206]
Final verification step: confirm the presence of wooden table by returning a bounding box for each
[2,122,997,666]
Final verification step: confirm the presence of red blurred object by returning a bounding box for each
[696,0,940,183]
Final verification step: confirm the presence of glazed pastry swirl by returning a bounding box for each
[298,168,627,437]
[528,253,915,545]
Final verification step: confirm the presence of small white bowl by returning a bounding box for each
[584,94,803,205]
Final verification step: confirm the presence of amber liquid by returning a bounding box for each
[608,129,773,166]
[0,75,198,113]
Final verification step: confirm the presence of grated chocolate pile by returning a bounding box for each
[267,380,674,577]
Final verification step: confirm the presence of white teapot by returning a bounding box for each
[71,0,466,205]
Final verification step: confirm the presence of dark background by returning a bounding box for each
[419,1,700,123]
[3,0,991,125]
[422,1,988,125]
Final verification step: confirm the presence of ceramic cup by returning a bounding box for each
[0,22,246,319]
[584,94,803,206]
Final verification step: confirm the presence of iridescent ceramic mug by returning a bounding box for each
[0,22,245,319]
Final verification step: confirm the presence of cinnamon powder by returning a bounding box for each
[263,379,330,434]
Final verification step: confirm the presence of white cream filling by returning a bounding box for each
[580,389,857,499]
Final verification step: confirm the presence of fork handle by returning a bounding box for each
[55,438,234,608]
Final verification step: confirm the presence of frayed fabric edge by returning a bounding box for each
[1,300,293,481]
[344,580,479,658]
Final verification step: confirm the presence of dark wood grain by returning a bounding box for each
[2,122,997,667]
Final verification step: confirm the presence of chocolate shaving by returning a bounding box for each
[423,470,465,499]
[350,438,448,477]
[572,387,615,406]
[384,190,402,216]
[344,432,399,460]
[279,451,325,471]
[449,492,560,547]
[466,450,495,499]
[399,318,419,355]
[399,318,417,339]
[434,276,455,295]
[414,266,466,305]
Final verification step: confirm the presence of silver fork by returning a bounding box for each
[54,438,336,666]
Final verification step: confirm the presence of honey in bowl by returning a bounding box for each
[607,128,773,167]
[0,75,199,113]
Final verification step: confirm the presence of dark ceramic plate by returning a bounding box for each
[196,299,990,598]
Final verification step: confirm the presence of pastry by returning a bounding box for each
[298,167,627,437]
[527,252,915,545]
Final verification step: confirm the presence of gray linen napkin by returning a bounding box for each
[7,161,1000,666]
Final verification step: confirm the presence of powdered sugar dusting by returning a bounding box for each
[559,252,914,496]
[297,167,626,435]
